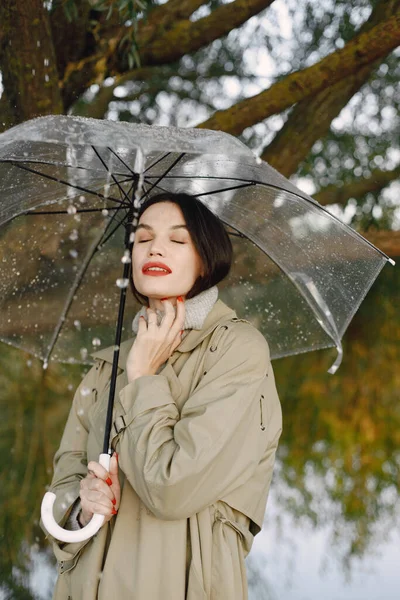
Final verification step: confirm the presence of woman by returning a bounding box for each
[43,192,282,600]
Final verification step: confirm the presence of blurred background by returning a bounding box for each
[0,0,399,598]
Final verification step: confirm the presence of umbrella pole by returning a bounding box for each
[102,258,132,455]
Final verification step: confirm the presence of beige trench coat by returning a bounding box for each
[42,299,282,599]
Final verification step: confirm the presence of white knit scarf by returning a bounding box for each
[131,285,219,336]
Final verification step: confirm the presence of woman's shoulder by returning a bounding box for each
[216,312,271,363]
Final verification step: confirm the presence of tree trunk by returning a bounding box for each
[0,0,63,130]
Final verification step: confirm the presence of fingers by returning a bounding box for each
[82,459,121,518]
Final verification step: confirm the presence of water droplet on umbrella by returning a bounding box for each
[116,278,129,288]
[69,249,78,258]
[81,387,91,397]
[92,338,101,346]
[68,384,74,391]
[74,320,82,330]
[79,195,86,203]
[114,345,120,352]
[121,251,131,264]
[43,360,48,370]
[102,209,109,217]
[67,205,77,215]
[27,359,32,367]
[129,232,135,243]
[80,347,88,359]
[77,408,85,416]
[69,229,79,241]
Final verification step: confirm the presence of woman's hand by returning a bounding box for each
[126,298,185,382]
[78,454,120,527]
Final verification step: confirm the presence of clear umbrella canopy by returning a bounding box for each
[0,115,393,372]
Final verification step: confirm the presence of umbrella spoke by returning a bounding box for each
[141,153,185,199]
[24,206,126,216]
[91,146,133,204]
[144,152,171,173]
[9,161,126,206]
[107,146,137,176]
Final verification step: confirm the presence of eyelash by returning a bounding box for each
[138,240,185,244]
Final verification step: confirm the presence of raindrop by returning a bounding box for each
[74,319,82,330]
[116,278,129,288]
[121,251,131,264]
[113,345,120,352]
[44,58,49,66]
[67,205,77,215]
[80,386,91,397]
[92,337,101,346]
[74,214,81,222]
[45,74,49,82]
[77,408,85,416]
[26,359,32,367]
[32,68,36,76]
[79,195,86,203]
[80,347,88,359]
[67,383,74,391]
[129,232,135,243]
[43,360,48,370]
[69,249,78,258]
[69,229,79,241]
[76,426,81,434]
[102,208,109,217]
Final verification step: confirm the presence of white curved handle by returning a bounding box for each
[41,453,111,543]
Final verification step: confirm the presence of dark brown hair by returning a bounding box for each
[130,192,233,305]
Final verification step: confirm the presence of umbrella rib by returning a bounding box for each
[91,146,133,204]
[9,161,126,207]
[98,207,130,249]
[42,221,112,367]
[24,206,124,216]
[144,152,171,173]
[0,158,129,178]
[107,146,136,176]
[194,182,256,198]
[141,153,186,199]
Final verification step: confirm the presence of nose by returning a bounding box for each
[148,238,165,257]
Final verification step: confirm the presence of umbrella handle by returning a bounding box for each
[41,453,111,543]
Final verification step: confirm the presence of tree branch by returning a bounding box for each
[314,166,400,206]
[198,10,400,134]
[261,0,400,176]
[61,0,275,107]
[144,0,206,29]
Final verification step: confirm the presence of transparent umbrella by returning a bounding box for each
[0,115,394,541]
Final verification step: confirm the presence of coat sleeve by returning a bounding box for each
[113,324,279,520]
[40,362,101,545]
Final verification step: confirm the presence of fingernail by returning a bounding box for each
[181,330,184,335]
[161,297,168,301]
[177,296,183,302]
[115,452,119,462]
[105,477,112,486]
[112,498,116,505]
[111,508,118,515]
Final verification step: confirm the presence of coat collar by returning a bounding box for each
[90,299,237,371]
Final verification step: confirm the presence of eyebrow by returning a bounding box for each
[136,224,188,231]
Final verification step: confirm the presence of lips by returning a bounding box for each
[142,261,172,275]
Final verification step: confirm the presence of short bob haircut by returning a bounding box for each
[130,192,233,306]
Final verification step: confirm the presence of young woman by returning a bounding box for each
[44,192,282,600]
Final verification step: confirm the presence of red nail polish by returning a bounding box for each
[105,477,112,486]
[180,330,184,335]
[112,498,116,505]
[161,297,168,301]
[177,296,183,302]
[112,508,118,515]
[115,452,119,462]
